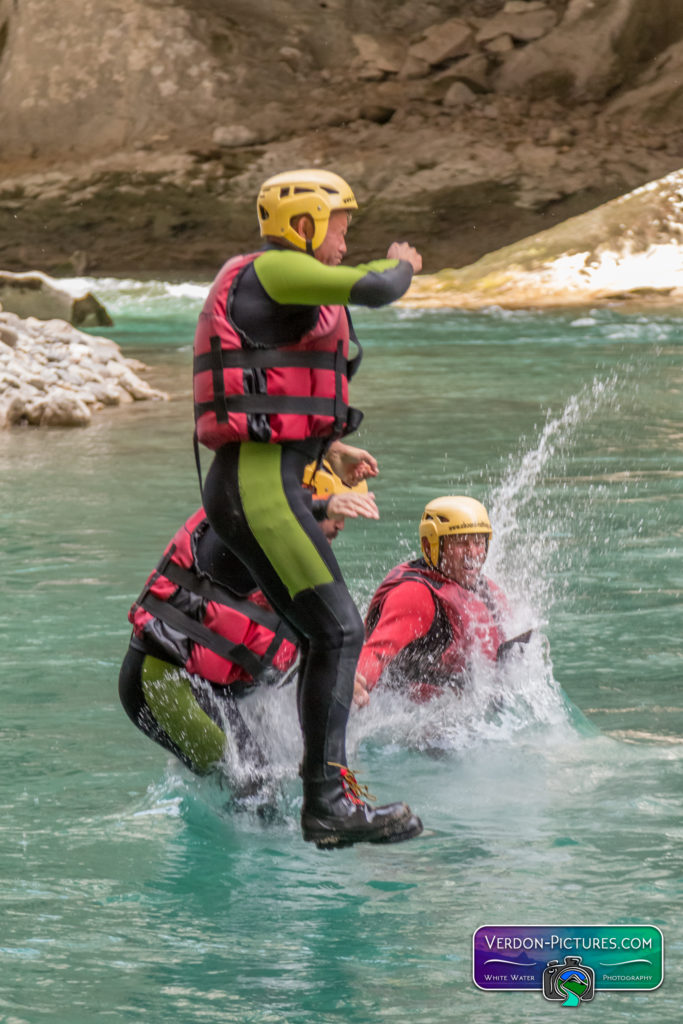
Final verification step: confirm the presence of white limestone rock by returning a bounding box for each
[39,389,92,427]
[0,310,168,429]
[0,324,19,348]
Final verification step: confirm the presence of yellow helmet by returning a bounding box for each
[419,496,492,569]
[257,168,358,252]
[302,458,368,498]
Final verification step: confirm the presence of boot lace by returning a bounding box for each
[328,762,375,806]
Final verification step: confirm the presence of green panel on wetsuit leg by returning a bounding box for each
[238,443,334,598]
[141,655,226,774]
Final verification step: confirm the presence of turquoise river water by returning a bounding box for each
[1,279,681,1023]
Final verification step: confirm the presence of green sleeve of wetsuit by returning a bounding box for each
[253,248,413,308]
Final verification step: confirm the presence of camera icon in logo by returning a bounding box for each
[543,956,595,1005]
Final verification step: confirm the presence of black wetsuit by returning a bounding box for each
[197,246,414,789]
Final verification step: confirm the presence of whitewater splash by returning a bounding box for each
[486,372,622,614]
[351,374,624,751]
[58,276,210,319]
[180,373,625,804]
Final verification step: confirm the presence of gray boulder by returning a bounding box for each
[0,271,112,327]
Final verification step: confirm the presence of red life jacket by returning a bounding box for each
[364,558,507,698]
[129,508,298,687]
[193,252,363,449]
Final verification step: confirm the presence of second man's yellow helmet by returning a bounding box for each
[257,169,358,253]
[419,496,492,569]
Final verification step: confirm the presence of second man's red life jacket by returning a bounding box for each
[129,508,298,687]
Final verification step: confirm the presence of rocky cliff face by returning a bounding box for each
[1,0,682,275]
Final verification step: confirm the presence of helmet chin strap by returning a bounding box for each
[305,238,314,256]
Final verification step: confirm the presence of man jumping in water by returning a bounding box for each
[192,168,423,848]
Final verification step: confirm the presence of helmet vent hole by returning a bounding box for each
[259,205,269,221]
[278,187,290,198]
[293,186,314,194]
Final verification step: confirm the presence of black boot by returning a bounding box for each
[301,764,423,849]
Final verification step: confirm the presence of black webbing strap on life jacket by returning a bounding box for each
[193,319,363,424]
[345,308,363,380]
[193,346,348,421]
[210,334,228,423]
[140,593,274,678]
[344,406,364,434]
[333,338,347,433]
[195,349,341,372]
[329,309,364,434]
[160,557,297,643]
[193,429,204,502]
[262,619,297,667]
[199,393,343,417]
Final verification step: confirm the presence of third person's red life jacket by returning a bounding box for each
[364,558,508,700]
